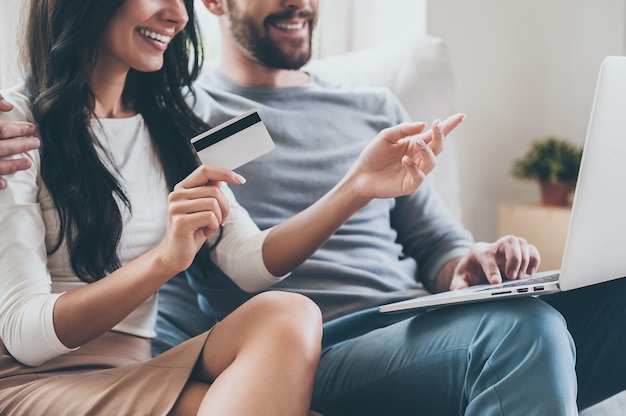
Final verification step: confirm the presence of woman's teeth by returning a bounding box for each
[138,28,171,44]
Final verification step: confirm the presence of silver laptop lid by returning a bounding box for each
[559,56,626,290]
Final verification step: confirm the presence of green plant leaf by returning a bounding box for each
[511,136,583,184]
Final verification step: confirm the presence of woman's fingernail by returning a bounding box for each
[234,173,246,184]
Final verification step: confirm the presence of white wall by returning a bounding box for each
[428,0,626,241]
[0,0,25,88]
[316,0,427,57]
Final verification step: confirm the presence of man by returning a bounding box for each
[1,0,625,414]
[0,96,38,189]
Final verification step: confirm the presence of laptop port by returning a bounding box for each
[517,288,529,293]
[533,286,544,291]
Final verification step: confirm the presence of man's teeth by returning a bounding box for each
[275,22,305,30]
[138,28,171,44]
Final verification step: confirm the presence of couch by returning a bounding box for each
[305,34,625,415]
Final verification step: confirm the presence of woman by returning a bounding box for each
[0,0,462,414]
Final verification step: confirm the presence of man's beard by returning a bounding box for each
[227,1,314,70]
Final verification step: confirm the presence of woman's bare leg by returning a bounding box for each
[170,291,322,416]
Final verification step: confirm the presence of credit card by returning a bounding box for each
[190,109,275,170]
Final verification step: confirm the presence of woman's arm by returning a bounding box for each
[209,114,465,291]
[0,102,241,365]
[0,163,235,365]
[52,165,244,349]
[0,94,70,366]
[262,115,465,276]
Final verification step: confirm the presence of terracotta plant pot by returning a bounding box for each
[539,180,572,206]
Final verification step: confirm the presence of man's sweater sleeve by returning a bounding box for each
[391,178,474,293]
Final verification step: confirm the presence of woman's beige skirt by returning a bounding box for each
[0,329,213,416]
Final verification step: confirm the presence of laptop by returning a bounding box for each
[379,56,626,314]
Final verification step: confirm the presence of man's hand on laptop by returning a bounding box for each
[449,235,541,290]
[0,93,39,189]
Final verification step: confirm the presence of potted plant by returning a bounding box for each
[511,136,583,206]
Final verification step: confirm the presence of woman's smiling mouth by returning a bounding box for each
[137,28,172,44]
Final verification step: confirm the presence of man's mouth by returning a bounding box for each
[273,21,307,31]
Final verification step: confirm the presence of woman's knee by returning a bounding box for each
[249,291,322,325]
[198,292,322,381]
[246,291,323,355]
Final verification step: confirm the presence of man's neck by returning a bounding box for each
[218,52,310,88]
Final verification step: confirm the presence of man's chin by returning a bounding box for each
[272,50,311,70]
[256,55,308,70]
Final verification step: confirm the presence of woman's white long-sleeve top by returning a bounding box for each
[0,87,285,366]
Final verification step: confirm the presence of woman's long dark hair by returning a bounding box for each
[24,0,209,282]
